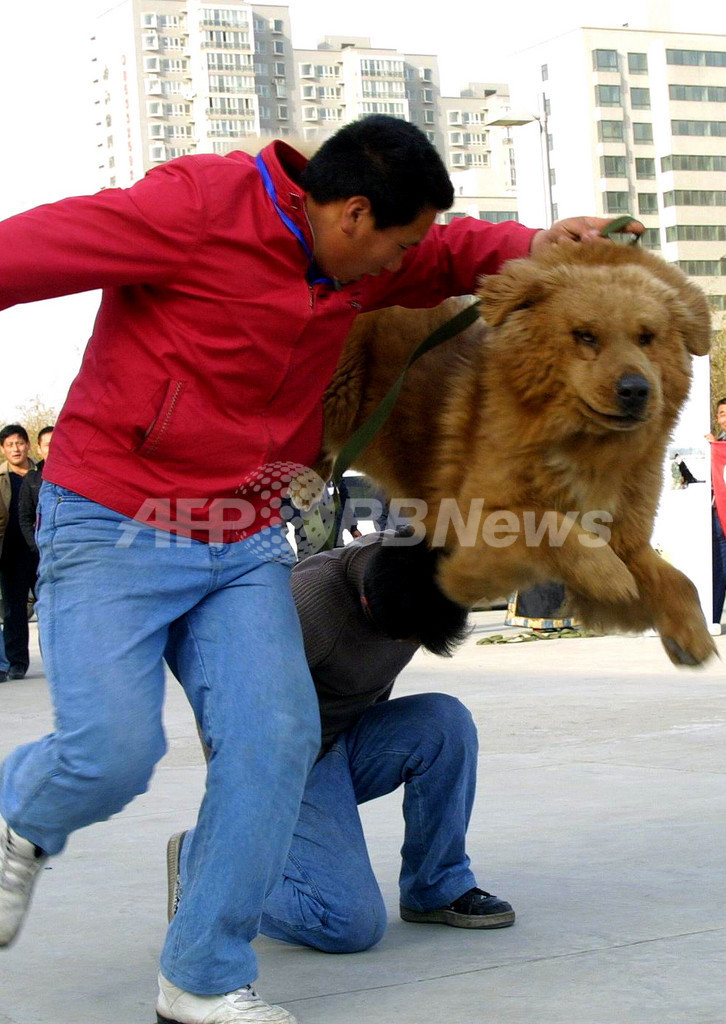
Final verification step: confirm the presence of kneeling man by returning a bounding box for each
[167,533,514,952]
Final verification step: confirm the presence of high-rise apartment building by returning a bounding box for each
[290,36,441,148]
[92,1,293,186]
[440,83,518,223]
[509,24,726,323]
[91,5,519,224]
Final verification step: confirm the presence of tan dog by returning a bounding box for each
[321,243,716,666]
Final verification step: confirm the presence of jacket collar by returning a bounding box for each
[0,458,35,477]
[257,140,315,259]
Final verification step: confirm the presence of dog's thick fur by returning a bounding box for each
[321,243,716,666]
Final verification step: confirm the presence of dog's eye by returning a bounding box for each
[638,331,654,346]
[573,329,597,346]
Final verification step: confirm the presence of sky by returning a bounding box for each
[0,0,724,419]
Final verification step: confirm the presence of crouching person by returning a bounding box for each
[167,532,514,955]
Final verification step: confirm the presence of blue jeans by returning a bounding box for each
[213,691,474,953]
[712,507,726,624]
[0,484,320,994]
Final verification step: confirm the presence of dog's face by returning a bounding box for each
[478,245,711,438]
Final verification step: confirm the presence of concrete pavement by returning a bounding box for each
[1,616,725,1024]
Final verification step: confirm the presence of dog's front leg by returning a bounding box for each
[435,508,638,610]
[624,546,717,666]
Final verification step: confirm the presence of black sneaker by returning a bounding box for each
[401,887,515,929]
[7,666,26,681]
[0,672,8,683]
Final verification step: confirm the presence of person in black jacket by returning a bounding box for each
[18,426,53,553]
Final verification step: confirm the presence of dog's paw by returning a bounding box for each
[660,626,718,668]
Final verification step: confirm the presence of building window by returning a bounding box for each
[635,157,655,178]
[663,190,726,206]
[277,105,288,119]
[141,13,157,28]
[424,110,435,124]
[707,295,726,310]
[422,88,433,103]
[479,211,520,223]
[672,120,726,137]
[420,67,433,82]
[666,224,726,242]
[203,30,250,49]
[633,122,654,143]
[551,203,559,220]
[628,52,648,74]
[638,193,658,214]
[641,228,660,249]
[447,110,462,125]
[273,40,284,55]
[541,63,548,81]
[601,155,627,177]
[547,133,553,151]
[669,84,726,102]
[593,49,618,71]
[630,88,650,109]
[596,84,621,106]
[598,120,624,141]
[549,168,556,186]
[666,49,726,67]
[662,153,726,172]
[544,97,551,116]
[603,191,630,213]
[676,260,726,276]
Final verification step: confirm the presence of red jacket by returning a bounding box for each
[0,141,537,541]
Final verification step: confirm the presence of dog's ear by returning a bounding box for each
[477,257,552,327]
[643,258,712,356]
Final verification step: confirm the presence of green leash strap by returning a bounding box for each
[312,298,481,551]
[330,214,643,486]
[599,214,644,243]
[331,298,482,485]
[314,214,643,549]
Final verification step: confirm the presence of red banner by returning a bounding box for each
[711,441,726,533]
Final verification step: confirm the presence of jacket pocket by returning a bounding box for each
[135,379,187,457]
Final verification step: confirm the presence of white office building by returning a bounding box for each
[509,23,726,323]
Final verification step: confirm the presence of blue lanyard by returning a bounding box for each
[255,154,334,287]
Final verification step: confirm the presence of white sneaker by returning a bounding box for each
[156,973,298,1024]
[0,815,47,946]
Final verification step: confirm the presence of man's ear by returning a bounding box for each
[340,196,373,238]
[477,257,553,326]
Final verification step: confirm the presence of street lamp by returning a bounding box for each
[486,96,554,227]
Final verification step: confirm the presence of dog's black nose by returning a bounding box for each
[616,374,650,416]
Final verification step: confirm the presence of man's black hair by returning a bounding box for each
[300,115,454,229]
[362,534,469,656]
[717,397,726,407]
[37,425,54,443]
[0,423,29,445]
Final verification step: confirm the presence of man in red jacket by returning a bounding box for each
[0,114,626,1024]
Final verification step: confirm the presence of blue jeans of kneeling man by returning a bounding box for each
[0,483,320,994]
[181,692,479,953]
